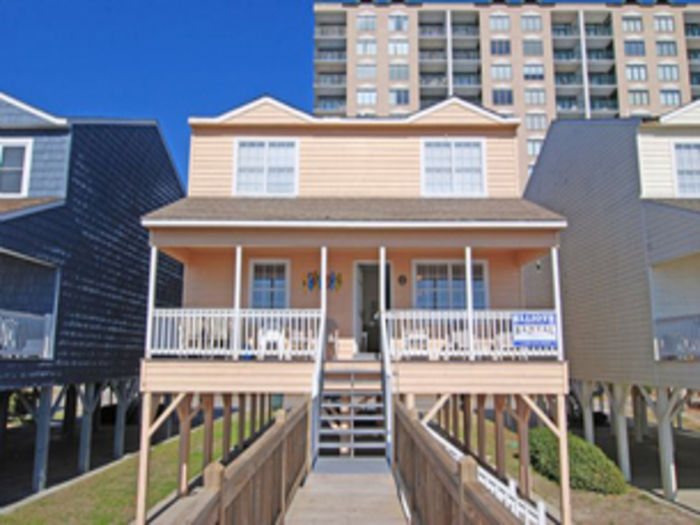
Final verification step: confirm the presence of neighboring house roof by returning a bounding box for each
[188,95,520,127]
[648,199,700,214]
[143,197,565,227]
[0,197,64,221]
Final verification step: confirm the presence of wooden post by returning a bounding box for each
[238,394,246,447]
[251,393,258,435]
[135,393,154,525]
[516,396,532,498]
[452,394,459,438]
[405,393,415,410]
[494,395,506,477]
[278,409,288,517]
[78,383,95,474]
[222,394,232,459]
[632,386,645,444]
[462,394,471,453]
[476,394,486,461]
[62,384,77,436]
[458,455,478,525]
[0,390,9,455]
[202,394,214,469]
[556,394,572,525]
[32,385,52,492]
[176,394,192,496]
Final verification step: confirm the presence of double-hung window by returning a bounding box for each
[357,88,377,105]
[626,64,647,82]
[357,63,376,79]
[660,89,681,106]
[625,40,645,57]
[657,41,677,57]
[490,15,510,32]
[523,64,545,80]
[235,140,297,196]
[525,113,547,131]
[389,63,409,81]
[658,64,679,82]
[491,64,512,81]
[521,15,542,32]
[422,140,484,197]
[628,89,649,106]
[390,89,409,106]
[527,138,543,157]
[674,143,700,196]
[622,16,643,33]
[414,262,487,310]
[251,262,288,309]
[389,14,409,32]
[525,88,546,106]
[388,39,409,56]
[0,140,32,197]
[356,15,376,32]
[490,39,511,56]
[654,15,675,33]
[357,39,377,56]
[523,39,543,56]
[492,88,513,105]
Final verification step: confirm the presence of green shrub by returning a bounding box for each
[529,427,627,495]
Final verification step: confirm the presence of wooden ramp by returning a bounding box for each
[285,458,406,524]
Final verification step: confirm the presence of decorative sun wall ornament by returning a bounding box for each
[301,271,343,292]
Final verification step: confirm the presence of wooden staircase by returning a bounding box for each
[318,360,387,457]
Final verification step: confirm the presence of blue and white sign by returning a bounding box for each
[512,312,558,348]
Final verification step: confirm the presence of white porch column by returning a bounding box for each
[464,247,475,360]
[32,385,52,492]
[611,383,631,481]
[550,246,565,360]
[145,246,158,356]
[580,380,596,444]
[233,245,243,356]
[379,247,387,314]
[320,246,328,315]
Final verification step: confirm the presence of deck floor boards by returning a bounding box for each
[285,458,406,524]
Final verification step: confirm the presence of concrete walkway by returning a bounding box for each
[285,458,406,524]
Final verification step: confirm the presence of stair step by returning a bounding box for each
[322,389,382,397]
[320,428,386,436]
[321,414,384,422]
[323,369,382,375]
[322,382,382,391]
[318,442,387,450]
[322,401,384,409]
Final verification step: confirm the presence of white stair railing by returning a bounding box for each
[380,311,393,463]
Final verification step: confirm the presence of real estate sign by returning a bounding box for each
[512,312,557,348]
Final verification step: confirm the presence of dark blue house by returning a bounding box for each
[0,92,183,494]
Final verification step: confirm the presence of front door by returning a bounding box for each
[355,263,391,354]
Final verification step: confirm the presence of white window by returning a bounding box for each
[523,39,543,56]
[524,88,546,106]
[658,64,679,82]
[525,113,547,131]
[388,38,409,56]
[491,64,512,81]
[674,143,700,196]
[660,89,681,106]
[520,15,542,32]
[414,262,487,310]
[656,41,677,57]
[357,63,376,79]
[490,14,510,32]
[628,89,649,106]
[0,139,32,197]
[389,14,409,32]
[422,140,485,197]
[390,89,409,106]
[356,88,377,105]
[356,39,377,56]
[235,140,297,196]
[654,15,675,33]
[626,64,647,82]
[527,138,543,157]
[251,262,288,309]
[356,15,376,32]
[389,63,409,80]
[622,16,643,33]
[524,64,545,80]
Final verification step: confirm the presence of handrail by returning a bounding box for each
[310,316,327,460]
[380,311,393,463]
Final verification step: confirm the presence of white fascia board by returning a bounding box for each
[142,218,567,229]
[0,92,67,127]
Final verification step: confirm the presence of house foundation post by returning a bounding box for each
[557,394,572,525]
[32,385,53,492]
[135,393,154,525]
[222,393,232,459]
[476,394,486,461]
[238,393,246,447]
[113,379,134,459]
[494,395,506,477]
[202,394,214,469]
[176,394,192,495]
[251,393,258,435]
[462,394,471,453]
[611,383,631,481]
[0,390,9,455]
[62,384,76,436]
[516,396,532,498]
[632,386,646,444]
[579,380,595,444]
[657,388,679,501]
[78,383,96,474]
[451,394,459,438]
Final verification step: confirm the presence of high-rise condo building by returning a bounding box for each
[314,0,700,185]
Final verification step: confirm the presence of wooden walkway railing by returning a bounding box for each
[154,399,310,525]
[394,401,520,525]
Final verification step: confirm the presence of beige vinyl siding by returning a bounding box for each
[661,102,700,125]
[221,101,309,125]
[189,130,520,198]
[188,132,233,196]
[638,127,700,198]
[412,103,500,126]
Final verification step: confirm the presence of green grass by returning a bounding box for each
[0,418,253,525]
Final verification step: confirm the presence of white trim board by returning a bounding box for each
[0,92,67,127]
[247,258,292,308]
[0,138,34,199]
[142,219,567,229]
[231,138,300,198]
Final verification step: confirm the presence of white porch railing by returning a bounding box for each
[0,309,53,359]
[654,314,700,361]
[476,466,547,525]
[148,308,323,360]
[384,309,561,361]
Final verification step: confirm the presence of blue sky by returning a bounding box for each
[1,0,315,182]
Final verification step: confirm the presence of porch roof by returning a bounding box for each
[143,197,565,227]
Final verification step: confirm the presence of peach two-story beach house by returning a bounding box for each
[135,96,572,523]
